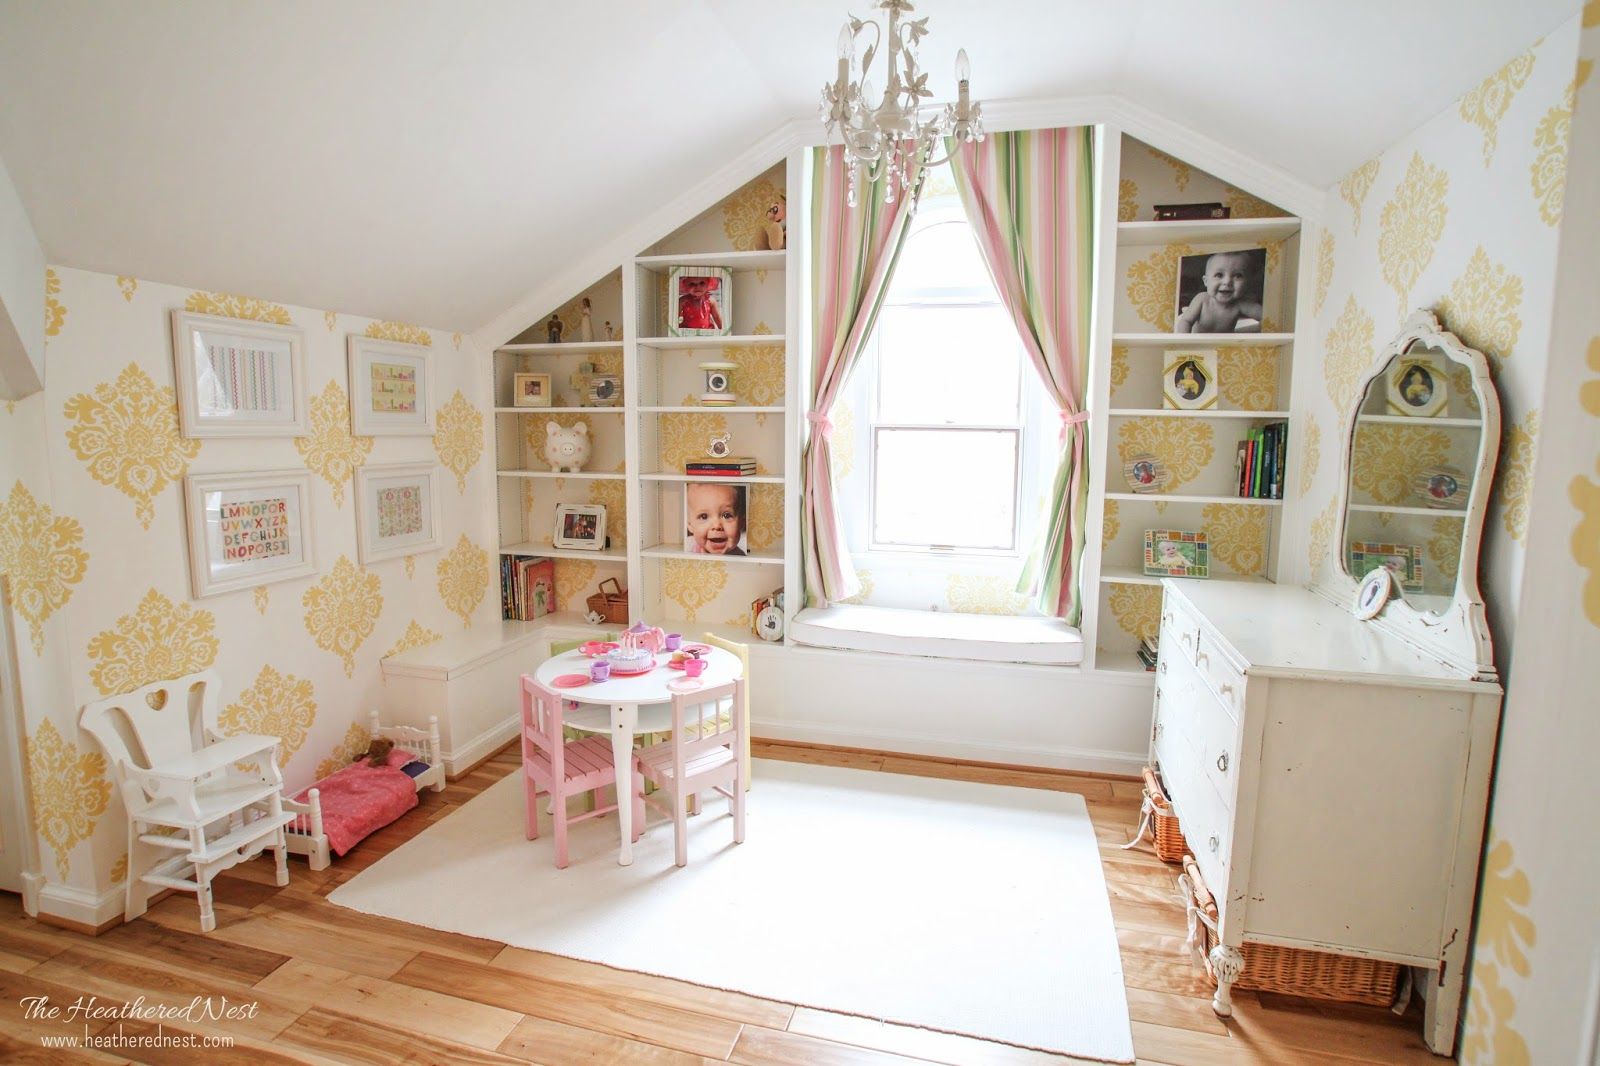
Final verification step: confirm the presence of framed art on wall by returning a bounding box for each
[667,266,732,337]
[347,335,435,435]
[353,463,444,565]
[170,310,309,438]
[183,470,316,599]
[1173,247,1265,334]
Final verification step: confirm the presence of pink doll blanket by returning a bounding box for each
[294,748,421,856]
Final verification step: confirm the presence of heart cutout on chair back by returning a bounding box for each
[144,690,168,711]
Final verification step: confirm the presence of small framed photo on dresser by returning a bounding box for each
[348,335,435,435]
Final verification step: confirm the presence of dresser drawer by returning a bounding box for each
[1152,652,1236,900]
[1160,594,1202,664]
[1194,630,1245,721]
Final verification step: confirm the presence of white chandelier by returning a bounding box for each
[819,0,984,205]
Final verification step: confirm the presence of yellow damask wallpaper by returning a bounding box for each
[1459,50,1537,165]
[365,320,432,346]
[437,534,490,626]
[433,391,485,493]
[1377,153,1450,320]
[302,557,383,677]
[27,718,112,878]
[63,362,201,529]
[1116,418,1215,493]
[218,664,317,765]
[1437,247,1525,370]
[295,380,373,507]
[0,482,88,653]
[185,290,290,324]
[86,588,218,697]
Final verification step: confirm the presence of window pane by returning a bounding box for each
[876,304,1021,425]
[873,429,1017,549]
[889,218,994,294]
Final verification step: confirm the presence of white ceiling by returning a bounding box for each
[0,1,1578,332]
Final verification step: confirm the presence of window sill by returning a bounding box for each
[790,604,1083,666]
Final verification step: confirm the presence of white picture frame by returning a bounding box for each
[347,335,435,435]
[353,463,444,565]
[667,265,733,337]
[1162,350,1219,410]
[170,310,309,438]
[183,470,316,599]
[553,503,607,551]
[683,481,750,556]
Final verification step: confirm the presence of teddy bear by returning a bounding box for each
[544,421,591,473]
[354,736,395,768]
[762,194,787,251]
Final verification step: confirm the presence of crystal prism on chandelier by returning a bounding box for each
[819,0,984,205]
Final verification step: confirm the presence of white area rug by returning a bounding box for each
[329,758,1134,1062]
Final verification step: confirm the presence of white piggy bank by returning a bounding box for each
[544,421,591,472]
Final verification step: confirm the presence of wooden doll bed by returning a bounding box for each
[282,712,445,870]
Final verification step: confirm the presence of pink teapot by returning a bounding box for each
[620,621,667,655]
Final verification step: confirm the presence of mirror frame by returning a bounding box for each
[1318,309,1501,680]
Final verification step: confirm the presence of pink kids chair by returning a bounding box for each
[636,678,746,867]
[520,675,643,868]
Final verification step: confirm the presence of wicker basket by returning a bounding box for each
[585,578,629,625]
[1181,856,1401,1007]
[1141,766,1188,863]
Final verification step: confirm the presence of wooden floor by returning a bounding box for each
[0,741,1448,1065]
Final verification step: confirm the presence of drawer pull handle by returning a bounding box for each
[1216,752,1229,773]
[1154,722,1164,739]
[1159,660,1168,675]
[1219,681,1234,698]
[1180,632,1194,647]
[1196,650,1210,669]
[1208,835,1220,854]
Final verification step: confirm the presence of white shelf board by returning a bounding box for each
[641,544,786,565]
[1108,408,1290,420]
[495,341,624,354]
[1349,503,1469,517]
[499,543,628,563]
[638,405,785,414]
[636,334,786,349]
[1113,332,1294,348]
[634,250,786,273]
[1103,492,1283,506]
[496,470,627,481]
[658,619,775,647]
[494,406,624,415]
[1117,218,1300,246]
[1356,414,1482,428]
[639,473,784,485]
[1099,566,1272,587]
[1096,651,1156,677]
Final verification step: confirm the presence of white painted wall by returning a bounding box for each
[0,155,45,399]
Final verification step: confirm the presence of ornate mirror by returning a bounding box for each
[1323,309,1500,679]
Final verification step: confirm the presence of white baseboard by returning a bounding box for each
[20,870,43,916]
[37,878,122,929]
[445,715,520,776]
[753,717,1146,778]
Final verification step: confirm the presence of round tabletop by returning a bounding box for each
[533,645,742,735]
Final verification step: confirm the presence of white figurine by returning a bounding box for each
[603,321,616,341]
[578,297,594,342]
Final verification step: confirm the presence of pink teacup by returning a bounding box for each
[683,657,706,678]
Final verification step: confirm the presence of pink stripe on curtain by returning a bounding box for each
[948,128,1096,621]
[801,145,925,605]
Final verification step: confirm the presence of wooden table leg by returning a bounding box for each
[610,702,638,865]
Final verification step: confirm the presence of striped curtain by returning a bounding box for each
[801,145,925,605]
[947,128,1097,622]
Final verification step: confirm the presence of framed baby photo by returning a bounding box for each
[1349,540,1425,593]
[667,265,733,338]
[1162,350,1219,410]
[1173,247,1266,334]
[183,470,317,599]
[353,463,444,565]
[347,335,435,435]
[1386,355,1448,417]
[683,481,749,557]
[170,309,309,438]
[512,372,552,408]
[554,503,607,551]
[1143,529,1209,578]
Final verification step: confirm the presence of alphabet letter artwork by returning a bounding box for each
[218,497,292,562]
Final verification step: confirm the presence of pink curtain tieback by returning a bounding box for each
[808,411,835,439]
[1058,408,1089,440]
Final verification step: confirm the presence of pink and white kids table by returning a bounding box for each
[531,644,743,865]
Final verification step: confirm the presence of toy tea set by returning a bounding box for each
[557,621,711,692]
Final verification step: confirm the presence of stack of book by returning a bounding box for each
[1236,422,1288,500]
[684,456,756,477]
[1136,636,1160,672]
[500,555,555,621]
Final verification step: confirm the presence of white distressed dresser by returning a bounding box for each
[1152,578,1502,1053]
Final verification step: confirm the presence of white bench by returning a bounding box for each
[789,604,1084,666]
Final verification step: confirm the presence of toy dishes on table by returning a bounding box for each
[579,641,619,658]
[589,660,611,682]
[683,657,707,678]
[666,677,703,694]
[551,674,591,689]
[664,632,683,651]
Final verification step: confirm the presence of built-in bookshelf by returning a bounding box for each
[1085,134,1307,673]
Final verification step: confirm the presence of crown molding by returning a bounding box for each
[472,95,1327,341]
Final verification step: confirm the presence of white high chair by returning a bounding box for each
[78,670,292,932]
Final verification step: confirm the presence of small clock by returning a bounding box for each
[707,433,732,459]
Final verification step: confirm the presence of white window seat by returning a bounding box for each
[789,604,1084,666]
